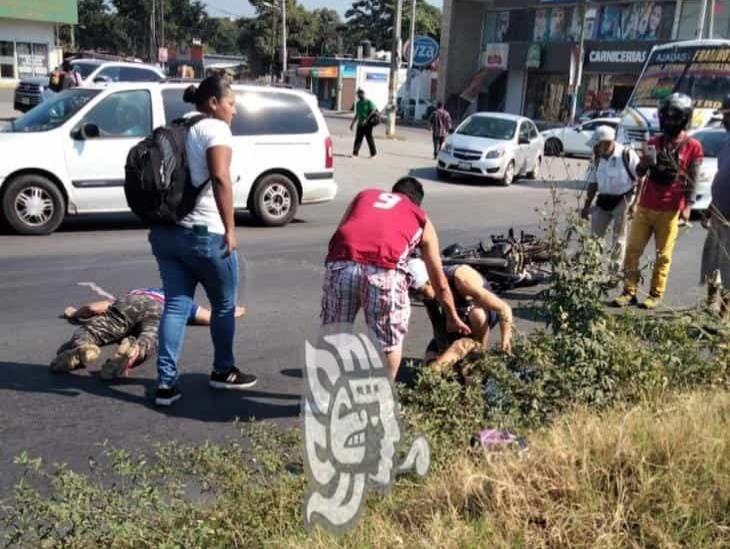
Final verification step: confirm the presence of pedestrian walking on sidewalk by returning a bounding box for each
[580,125,640,275]
[612,93,704,310]
[429,102,452,159]
[350,88,378,158]
[148,76,257,406]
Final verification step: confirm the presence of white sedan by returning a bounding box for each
[689,128,729,211]
[436,112,544,186]
[542,117,620,157]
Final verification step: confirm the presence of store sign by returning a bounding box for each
[365,72,388,82]
[403,36,440,68]
[526,44,542,69]
[341,63,357,78]
[482,43,509,70]
[587,49,648,64]
[0,0,78,25]
[311,67,339,78]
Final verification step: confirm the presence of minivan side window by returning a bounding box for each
[162,88,190,122]
[119,66,161,82]
[95,66,120,82]
[232,91,318,136]
[162,89,319,135]
[80,90,152,138]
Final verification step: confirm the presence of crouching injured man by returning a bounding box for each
[52,288,245,380]
[408,259,513,373]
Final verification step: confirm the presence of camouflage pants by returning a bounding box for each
[59,294,162,363]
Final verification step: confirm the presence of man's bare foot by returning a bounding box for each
[64,306,78,319]
[235,306,246,318]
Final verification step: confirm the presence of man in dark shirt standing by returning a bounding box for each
[701,94,730,317]
[350,89,378,159]
[429,102,453,159]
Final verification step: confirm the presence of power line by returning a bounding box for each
[204,1,249,18]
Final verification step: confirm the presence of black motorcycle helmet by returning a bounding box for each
[658,93,693,137]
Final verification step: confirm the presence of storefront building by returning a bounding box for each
[439,0,730,123]
[0,0,77,83]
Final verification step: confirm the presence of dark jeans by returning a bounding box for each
[353,124,376,157]
[149,225,240,388]
[433,134,445,157]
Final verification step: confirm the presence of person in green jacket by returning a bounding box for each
[350,88,378,159]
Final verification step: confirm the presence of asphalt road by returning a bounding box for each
[0,116,709,493]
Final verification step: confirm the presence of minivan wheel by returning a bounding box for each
[251,174,299,227]
[2,174,65,235]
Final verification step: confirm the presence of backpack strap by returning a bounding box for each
[173,114,209,128]
[621,147,637,183]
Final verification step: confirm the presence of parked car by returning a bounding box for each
[397,98,435,120]
[436,112,544,186]
[578,109,618,124]
[13,59,165,113]
[0,82,336,235]
[689,128,729,211]
[542,117,621,157]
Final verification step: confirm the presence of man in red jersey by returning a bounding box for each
[613,93,704,310]
[322,177,470,379]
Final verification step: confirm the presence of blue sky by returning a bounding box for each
[203,0,442,19]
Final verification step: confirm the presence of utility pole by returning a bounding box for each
[569,0,587,125]
[709,0,716,38]
[697,0,709,39]
[160,0,165,66]
[387,0,403,137]
[406,0,417,120]
[150,0,156,64]
[281,0,287,81]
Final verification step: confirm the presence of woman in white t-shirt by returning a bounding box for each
[148,76,257,406]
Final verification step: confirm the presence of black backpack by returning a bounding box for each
[124,115,207,225]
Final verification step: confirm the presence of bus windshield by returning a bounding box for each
[630,43,730,111]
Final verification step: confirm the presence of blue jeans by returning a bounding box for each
[149,225,240,387]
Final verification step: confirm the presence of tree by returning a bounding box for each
[344,0,441,55]
[77,0,128,53]
[313,8,342,57]
[205,17,241,55]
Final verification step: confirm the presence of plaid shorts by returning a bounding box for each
[321,260,411,352]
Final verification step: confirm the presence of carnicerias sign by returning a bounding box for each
[584,43,656,73]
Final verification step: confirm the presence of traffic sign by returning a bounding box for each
[403,36,439,68]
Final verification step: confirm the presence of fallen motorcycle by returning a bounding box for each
[439,228,550,294]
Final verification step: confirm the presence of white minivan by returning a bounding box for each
[0,82,337,234]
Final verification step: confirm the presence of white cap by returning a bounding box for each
[407,258,429,291]
[587,125,616,148]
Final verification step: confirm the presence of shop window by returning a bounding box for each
[596,2,674,41]
[0,41,14,78]
[482,10,530,47]
[16,42,49,77]
[532,7,576,42]
[679,0,730,39]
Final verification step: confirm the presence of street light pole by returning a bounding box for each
[387,0,403,137]
[697,0,709,39]
[281,0,287,81]
[406,0,417,121]
[569,0,587,125]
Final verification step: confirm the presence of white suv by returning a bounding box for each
[0,82,337,234]
[14,59,165,112]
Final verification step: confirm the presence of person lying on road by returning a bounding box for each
[408,259,513,373]
[52,288,245,380]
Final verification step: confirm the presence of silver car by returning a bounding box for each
[690,128,730,211]
[436,112,544,186]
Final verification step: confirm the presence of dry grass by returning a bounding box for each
[280,391,730,549]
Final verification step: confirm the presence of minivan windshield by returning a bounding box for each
[9,89,99,132]
[457,116,516,140]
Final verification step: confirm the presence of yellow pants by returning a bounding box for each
[623,206,680,298]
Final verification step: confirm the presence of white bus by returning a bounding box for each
[619,39,730,145]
